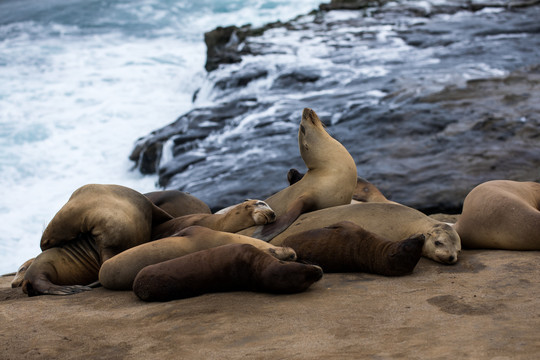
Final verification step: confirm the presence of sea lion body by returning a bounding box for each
[144,190,211,217]
[133,243,323,302]
[240,108,357,241]
[99,226,297,290]
[287,170,395,205]
[151,200,275,240]
[455,180,540,250]
[22,184,173,296]
[271,202,461,264]
[281,221,425,276]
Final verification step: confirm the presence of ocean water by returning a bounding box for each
[0,0,322,274]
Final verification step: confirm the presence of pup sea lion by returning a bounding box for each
[22,184,174,296]
[271,202,461,264]
[151,199,275,240]
[454,180,540,250]
[132,243,323,302]
[144,190,211,217]
[282,221,425,275]
[99,226,296,290]
[239,108,357,241]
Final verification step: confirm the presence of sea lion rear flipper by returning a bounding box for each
[23,275,92,297]
[252,197,316,242]
[87,280,102,288]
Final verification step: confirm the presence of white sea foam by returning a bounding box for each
[0,0,322,274]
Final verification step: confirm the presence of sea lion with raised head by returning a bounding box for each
[132,243,323,302]
[99,225,296,291]
[271,202,461,265]
[144,190,211,217]
[287,169,395,204]
[281,221,425,275]
[239,108,357,241]
[151,199,276,240]
[21,184,174,296]
[454,180,540,250]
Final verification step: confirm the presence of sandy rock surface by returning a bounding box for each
[1,250,539,359]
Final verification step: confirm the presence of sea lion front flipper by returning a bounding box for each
[252,196,316,242]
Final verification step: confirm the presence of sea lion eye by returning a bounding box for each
[434,241,443,247]
[300,124,306,135]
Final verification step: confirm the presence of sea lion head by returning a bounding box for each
[244,199,276,224]
[423,223,461,264]
[11,258,35,288]
[298,108,335,168]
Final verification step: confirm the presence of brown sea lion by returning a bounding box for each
[281,221,425,275]
[99,226,296,291]
[21,184,174,296]
[239,108,357,241]
[287,169,394,204]
[151,199,276,240]
[144,190,211,217]
[132,243,323,302]
[271,202,461,265]
[10,258,35,288]
[454,180,540,250]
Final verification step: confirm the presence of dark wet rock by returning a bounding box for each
[132,0,540,213]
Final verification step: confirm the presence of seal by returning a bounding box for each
[281,221,425,275]
[99,225,297,290]
[454,180,540,250]
[151,199,276,240]
[10,258,35,288]
[239,108,357,241]
[132,243,323,302]
[271,202,461,264]
[144,190,211,217]
[22,184,174,296]
[287,169,394,204]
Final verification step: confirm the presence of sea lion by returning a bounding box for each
[132,243,323,302]
[271,202,461,264]
[454,180,540,250]
[22,184,174,296]
[99,225,297,290]
[144,190,211,217]
[151,199,276,240]
[10,258,35,288]
[287,169,395,204]
[239,108,357,241]
[281,221,425,275]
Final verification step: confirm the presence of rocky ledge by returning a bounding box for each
[2,250,540,359]
[130,0,540,212]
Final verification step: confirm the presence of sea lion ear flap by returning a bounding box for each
[287,168,305,186]
[251,196,317,242]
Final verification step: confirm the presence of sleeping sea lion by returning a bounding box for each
[151,199,275,240]
[271,202,461,265]
[144,190,211,217]
[99,226,296,291]
[281,221,425,275]
[21,184,173,296]
[132,243,323,302]
[454,180,540,250]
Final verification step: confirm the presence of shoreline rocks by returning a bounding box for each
[130,0,540,213]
